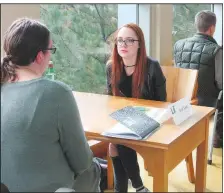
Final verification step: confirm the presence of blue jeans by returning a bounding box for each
[111,145,143,192]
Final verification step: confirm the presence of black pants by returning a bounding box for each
[111,145,143,192]
[95,158,108,192]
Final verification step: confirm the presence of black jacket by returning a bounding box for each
[106,57,167,101]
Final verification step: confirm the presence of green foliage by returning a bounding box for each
[40,4,117,93]
[40,4,210,93]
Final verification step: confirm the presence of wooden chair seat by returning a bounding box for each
[89,140,108,158]
[88,140,114,189]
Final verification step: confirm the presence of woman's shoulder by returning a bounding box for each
[39,79,76,104]
[146,56,161,73]
[41,78,72,92]
[106,59,112,67]
[106,60,112,74]
[146,56,160,66]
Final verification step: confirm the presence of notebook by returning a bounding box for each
[102,106,170,140]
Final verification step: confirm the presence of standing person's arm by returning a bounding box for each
[215,48,223,90]
[58,88,101,192]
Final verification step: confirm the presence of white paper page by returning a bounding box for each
[102,123,141,140]
[102,123,136,135]
[145,108,171,124]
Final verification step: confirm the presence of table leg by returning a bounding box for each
[195,118,209,192]
[185,153,195,183]
[120,144,168,192]
[153,150,168,192]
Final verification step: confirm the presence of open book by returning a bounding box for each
[102,106,171,140]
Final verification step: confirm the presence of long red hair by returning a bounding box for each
[110,23,147,98]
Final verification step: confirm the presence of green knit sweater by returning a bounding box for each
[1,77,101,192]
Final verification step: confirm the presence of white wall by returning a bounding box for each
[118,4,138,28]
[149,4,173,65]
[1,4,40,57]
[213,4,223,46]
[138,4,150,55]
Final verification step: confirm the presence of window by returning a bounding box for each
[40,4,118,93]
[172,4,212,47]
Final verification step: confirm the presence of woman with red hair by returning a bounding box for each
[106,23,167,192]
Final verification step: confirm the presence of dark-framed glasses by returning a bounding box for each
[44,46,57,54]
[115,38,139,46]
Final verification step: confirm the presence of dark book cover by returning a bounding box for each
[108,106,160,139]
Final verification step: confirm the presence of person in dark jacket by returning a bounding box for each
[173,10,223,148]
[106,23,167,192]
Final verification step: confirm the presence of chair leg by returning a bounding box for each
[208,111,218,164]
[107,152,114,190]
[185,153,195,184]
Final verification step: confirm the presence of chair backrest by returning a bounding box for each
[161,66,198,103]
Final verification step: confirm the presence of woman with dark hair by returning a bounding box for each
[1,18,101,192]
[106,23,167,192]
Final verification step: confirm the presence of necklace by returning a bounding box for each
[124,64,136,68]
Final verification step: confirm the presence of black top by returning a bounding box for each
[119,70,133,97]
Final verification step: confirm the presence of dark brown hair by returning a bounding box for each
[1,18,50,84]
[110,23,147,98]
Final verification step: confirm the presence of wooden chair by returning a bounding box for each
[161,66,198,183]
[88,140,114,189]
[161,66,198,105]
[89,66,199,189]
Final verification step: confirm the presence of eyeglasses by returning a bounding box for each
[44,46,57,54]
[115,38,139,46]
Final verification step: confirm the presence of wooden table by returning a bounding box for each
[73,91,215,192]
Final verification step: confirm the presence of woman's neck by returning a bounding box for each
[122,56,137,76]
[15,67,42,82]
[122,56,136,67]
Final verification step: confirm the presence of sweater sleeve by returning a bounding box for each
[57,89,101,192]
